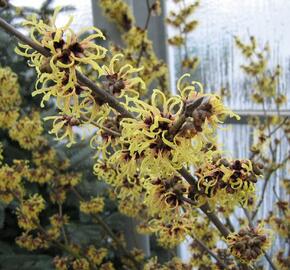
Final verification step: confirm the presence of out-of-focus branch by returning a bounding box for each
[193,236,228,268]
[252,154,289,219]
[136,0,153,66]
[266,116,288,138]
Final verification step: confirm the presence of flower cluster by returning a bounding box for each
[103,75,238,180]
[16,231,49,251]
[143,256,191,270]
[235,36,286,105]
[100,0,169,92]
[0,160,28,203]
[226,225,272,264]
[53,245,111,270]
[99,0,134,31]
[147,213,195,249]
[49,172,81,204]
[16,194,45,231]
[9,111,44,150]
[166,1,199,46]
[101,53,145,97]
[266,200,289,238]
[0,67,21,128]
[79,196,105,215]
[195,158,262,207]
[144,175,188,216]
[15,8,110,147]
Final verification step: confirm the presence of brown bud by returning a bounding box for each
[258,235,267,242]
[39,58,53,73]
[220,158,230,167]
[253,246,261,256]
[250,250,258,259]
[244,249,252,260]
[239,229,247,237]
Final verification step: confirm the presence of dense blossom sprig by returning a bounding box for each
[226,225,272,264]
[0,5,282,269]
[0,67,21,128]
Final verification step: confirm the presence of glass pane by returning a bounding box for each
[166,0,290,112]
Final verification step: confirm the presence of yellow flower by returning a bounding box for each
[44,113,82,147]
[34,71,102,120]
[72,258,90,270]
[86,246,108,266]
[9,112,43,150]
[27,166,54,184]
[122,26,149,51]
[195,158,261,207]
[49,172,81,204]
[116,89,182,177]
[0,67,21,128]
[80,197,105,215]
[16,232,49,251]
[15,8,108,136]
[101,54,145,97]
[268,216,289,238]
[53,256,69,270]
[0,160,28,204]
[148,213,195,248]
[46,214,69,240]
[16,7,107,75]
[168,35,185,46]
[118,196,144,218]
[144,175,189,216]
[273,251,290,270]
[100,262,115,270]
[32,146,57,167]
[17,194,45,231]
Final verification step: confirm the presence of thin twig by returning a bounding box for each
[136,0,152,67]
[252,154,289,219]
[82,115,121,137]
[58,203,69,245]
[266,116,288,138]
[193,236,228,268]
[251,169,273,220]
